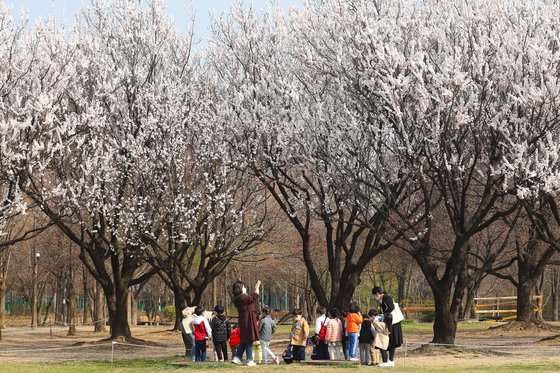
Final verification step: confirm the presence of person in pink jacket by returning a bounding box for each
[324,308,343,360]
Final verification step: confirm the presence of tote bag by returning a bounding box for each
[391,303,405,324]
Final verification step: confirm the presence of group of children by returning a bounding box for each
[289,304,389,366]
[180,304,279,364]
[181,303,389,365]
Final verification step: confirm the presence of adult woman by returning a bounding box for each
[232,280,261,367]
[372,286,403,367]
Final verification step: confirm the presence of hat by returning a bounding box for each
[182,306,195,318]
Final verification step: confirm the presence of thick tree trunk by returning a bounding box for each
[105,279,132,340]
[94,280,106,333]
[67,264,77,336]
[433,291,457,345]
[301,235,329,308]
[331,272,361,310]
[516,279,536,322]
[173,291,187,331]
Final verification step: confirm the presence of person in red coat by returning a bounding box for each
[231,280,261,366]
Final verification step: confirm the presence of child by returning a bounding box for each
[252,310,262,364]
[191,306,212,362]
[230,325,241,358]
[345,303,362,361]
[210,305,230,362]
[358,309,376,365]
[369,310,382,366]
[289,308,309,362]
[372,312,390,365]
[340,310,348,359]
[325,308,343,360]
[259,306,279,364]
[314,306,329,360]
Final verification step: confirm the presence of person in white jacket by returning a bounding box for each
[190,306,213,361]
[314,306,329,360]
[180,306,196,361]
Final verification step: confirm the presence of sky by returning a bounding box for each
[6,0,301,42]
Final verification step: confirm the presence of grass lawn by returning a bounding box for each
[1,358,559,373]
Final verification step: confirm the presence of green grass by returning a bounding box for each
[1,360,559,373]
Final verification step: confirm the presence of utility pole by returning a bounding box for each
[31,249,40,328]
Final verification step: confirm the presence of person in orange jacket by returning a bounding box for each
[345,303,362,361]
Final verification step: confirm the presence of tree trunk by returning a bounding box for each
[462,282,481,321]
[55,269,65,324]
[42,300,51,325]
[0,278,6,329]
[173,291,187,331]
[516,279,535,322]
[67,264,77,336]
[397,270,407,303]
[131,288,138,327]
[432,291,457,345]
[0,251,10,329]
[105,279,132,340]
[552,268,559,322]
[127,290,132,329]
[31,248,39,328]
[331,271,361,310]
[212,278,217,309]
[94,280,106,333]
[83,269,90,324]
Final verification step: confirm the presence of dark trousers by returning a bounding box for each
[291,345,306,361]
[214,340,228,361]
[380,347,395,362]
[316,341,329,360]
[195,340,207,361]
[181,332,194,359]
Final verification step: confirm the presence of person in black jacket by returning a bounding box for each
[358,310,376,365]
[372,286,403,367]
[210,305,231,361]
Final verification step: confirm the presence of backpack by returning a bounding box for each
[229,328,241,348]
[319,317,329,340]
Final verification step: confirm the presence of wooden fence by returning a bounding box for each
[400,295,543,321]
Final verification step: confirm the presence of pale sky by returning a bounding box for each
[6,0,301,41]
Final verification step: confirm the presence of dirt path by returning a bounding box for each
[0,324,559,369]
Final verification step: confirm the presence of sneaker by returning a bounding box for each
[388,360,395,367]
[273,356,279,365]
[349,357,360,362]
[378,362,392,367]
[232,356,242,365]
[247,360,257,367]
